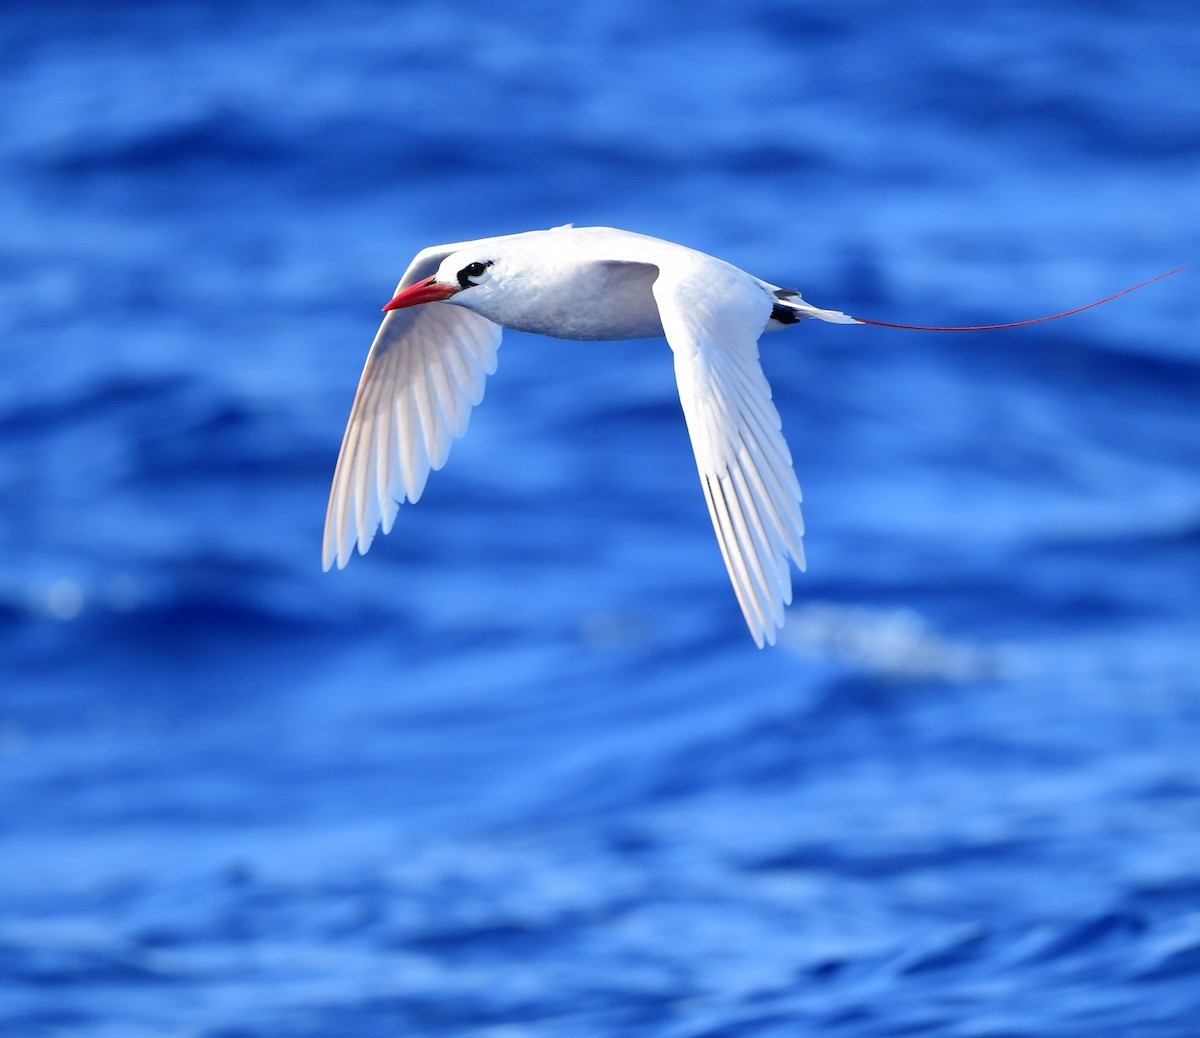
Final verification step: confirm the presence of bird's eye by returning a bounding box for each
[457,260,493,289]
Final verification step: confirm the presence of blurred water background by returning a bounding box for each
[2,1,1199,1035]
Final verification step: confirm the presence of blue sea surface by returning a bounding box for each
[2,2,1199,1035]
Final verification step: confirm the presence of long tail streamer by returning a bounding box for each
[852,265,1189,331]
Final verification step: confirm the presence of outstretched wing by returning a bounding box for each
[653,262,806,647]
[323,249,502,570]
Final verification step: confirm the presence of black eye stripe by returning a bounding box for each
[456,260,493,289]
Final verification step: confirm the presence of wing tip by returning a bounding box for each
[321,538,351,572]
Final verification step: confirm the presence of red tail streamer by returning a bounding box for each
[852,265,1189,331]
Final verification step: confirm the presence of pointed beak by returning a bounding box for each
[382,275,460,311]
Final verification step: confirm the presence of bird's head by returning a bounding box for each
[382,255,497,312]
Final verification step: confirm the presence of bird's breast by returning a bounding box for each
[480,259,666,341]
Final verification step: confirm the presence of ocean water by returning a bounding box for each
[2,1,1199,1035]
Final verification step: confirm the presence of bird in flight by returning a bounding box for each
[323,224,1182,646]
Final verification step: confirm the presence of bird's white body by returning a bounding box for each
[323,225,858,647]
[445,227,669,340]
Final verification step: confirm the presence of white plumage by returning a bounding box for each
[323,225,858,647]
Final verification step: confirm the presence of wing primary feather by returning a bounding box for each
[728,446,787,559]
[396,395,429,502]
[357,404,381,554]
[704,473,768,643]
[330,383,373,569]
[410,398,434,500]
[714,468,777,628]
[726,459,788,609]
[736,420,805,563]
[374,403,395,524]
[702,476,763,645]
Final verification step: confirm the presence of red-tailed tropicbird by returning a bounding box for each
[322,224,1183,647]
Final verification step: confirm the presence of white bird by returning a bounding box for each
[323,224,858,647]
[320,224,1176,645]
